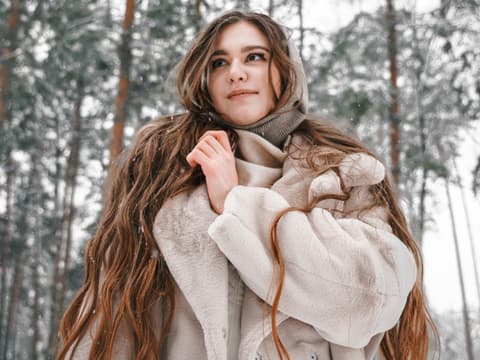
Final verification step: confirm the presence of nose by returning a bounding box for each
[229,60,247,83]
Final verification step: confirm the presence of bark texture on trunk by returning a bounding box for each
[268,0,274,17]
[418,112,427,245]
[48,81,85,357]
[2,251,24,360]
[454,160,480,313]
[1,2,21,348]
[31,161,42,360]
[46,116,63,358]
[0,150,12,360]
[195,0,201,19]
[386,0,400,185]
[109,0,135,166]
[58,86,84,313]
[0,0,21,134]
[297,0,304,63]
[0,149,13,360]
[444,179,475,360]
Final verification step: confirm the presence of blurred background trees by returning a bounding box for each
[0,0,479,358]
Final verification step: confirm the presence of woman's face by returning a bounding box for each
[207,21,281,126]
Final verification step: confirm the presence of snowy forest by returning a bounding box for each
[1,0,479,358]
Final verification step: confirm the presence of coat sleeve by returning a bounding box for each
[207,153,417,349]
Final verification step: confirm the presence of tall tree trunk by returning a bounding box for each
[416,69,428,246]
[106,0,113,26]
[444,178,475,360]
[454,160,480,310]
[31,233,41,360]
[47,116,63,355]
[58,83,84,310]
[376,112,386,155]
[0,0,20,346]
[416,44,427,245]
[47,164,75,356]
[0,149,12,358]
[109,0,135,167]
[2,251,24,360]
[48,82,85,357]
[297,0,304,63]
[9,150,41,359]
[31,163,42,360]
[386,0,400,185]
[47,195,67,356]
[473,156,480,195]
[57,172,79,314]
[268,0,274,17]
[0,3,23,346]
[195,0,202,20]
[0,0,21,135]
[412,14,428,246]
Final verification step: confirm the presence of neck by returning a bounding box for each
[210,107,305,148]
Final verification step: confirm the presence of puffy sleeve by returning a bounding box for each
[207,153,417,348]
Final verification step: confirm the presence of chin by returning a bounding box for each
[222,104,271,126]
[238,117,262,126]
[226,113,260,126]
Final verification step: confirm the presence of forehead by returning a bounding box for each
[213,21,270,51]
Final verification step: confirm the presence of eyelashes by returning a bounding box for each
[246,52,266,62]
[210,52,268,69]
[211,58,227,69]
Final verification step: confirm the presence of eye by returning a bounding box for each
[246,53,266,62]
[211,58,227,69]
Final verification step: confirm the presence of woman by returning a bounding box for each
[58,10,438,360]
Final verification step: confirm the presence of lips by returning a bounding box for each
[227,89,258,99]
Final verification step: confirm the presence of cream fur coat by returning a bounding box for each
[154,129,416,359]
[70,129,416,359]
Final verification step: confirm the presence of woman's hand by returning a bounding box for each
[186,130,238,214]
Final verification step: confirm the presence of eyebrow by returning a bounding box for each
[211,45,270,57]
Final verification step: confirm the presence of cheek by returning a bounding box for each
[271,67,282,98]
[208,75,221,103]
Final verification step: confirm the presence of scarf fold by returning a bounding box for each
[209,107,305,148]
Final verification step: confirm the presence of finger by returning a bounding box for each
[186,152,197,167]
[196,138,217,157]
[202,130,232,153]
[200,130,227,141]
[186,148,209,167]
[203,135,225,154]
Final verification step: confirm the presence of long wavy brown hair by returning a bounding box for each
[58,10,439,360]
